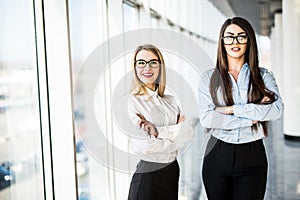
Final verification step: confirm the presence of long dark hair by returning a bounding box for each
[210,17,276,136]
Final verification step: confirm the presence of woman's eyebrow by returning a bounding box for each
[224,32,234,35]
[224,31,246,35]
[237,32,246,35]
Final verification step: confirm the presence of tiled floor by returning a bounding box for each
[264,119,300,200]
[178,119,300,200]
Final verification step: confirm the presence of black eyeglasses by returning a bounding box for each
[222,35,248,45]
[135,59,160,68]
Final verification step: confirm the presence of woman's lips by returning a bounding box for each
[142,73,154,78]
[231,47,240,52]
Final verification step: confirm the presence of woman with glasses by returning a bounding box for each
[127,44,193,200]
[198,17,283,200]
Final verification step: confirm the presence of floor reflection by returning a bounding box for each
[179,119,300,200]
[265,119,300,200]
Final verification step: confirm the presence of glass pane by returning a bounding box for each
[69,1,140,199]
[123,3,138,31]
[0,1,44,200]
[68,0,110,199]
[151,16,160,27]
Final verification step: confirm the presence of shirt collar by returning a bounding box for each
[145,87,159,98]
[239,63,250,78]
[242,63,250,71]
[227,63,249,75]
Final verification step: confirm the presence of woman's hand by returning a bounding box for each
[215,106,233,115]
[177,114,185,124]
[260,96,272,104]
[136,113,158,137]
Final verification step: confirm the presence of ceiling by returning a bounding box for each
[209,0,282,36]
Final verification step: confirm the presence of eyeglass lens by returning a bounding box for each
[135,59,160,68]
[223,36,248,44]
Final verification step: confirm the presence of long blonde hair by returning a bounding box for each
[131,44,166,97]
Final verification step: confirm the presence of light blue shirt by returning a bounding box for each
[198,63,283,144]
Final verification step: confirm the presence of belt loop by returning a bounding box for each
[217,140,222,147]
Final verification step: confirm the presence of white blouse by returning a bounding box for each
[128,88,194,163]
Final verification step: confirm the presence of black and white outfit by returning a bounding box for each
[127,88,194,200]
[198,65,283,200]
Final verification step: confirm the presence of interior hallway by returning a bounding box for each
[182,119,300,200]
[264,120,300,200]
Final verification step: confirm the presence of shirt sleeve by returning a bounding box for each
[233,69,283,121]
[156,119,194,149]
[156,96,194,148]
[198,70,253,129]
[128,95,189,154]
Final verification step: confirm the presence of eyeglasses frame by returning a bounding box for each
[134,59,160,68]
[221,35,248,45]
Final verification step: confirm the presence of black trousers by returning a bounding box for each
[202,136,268,200]
[128,160,179,200]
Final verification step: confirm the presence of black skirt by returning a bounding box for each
[128,160,180,200]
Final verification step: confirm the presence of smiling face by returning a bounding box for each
[223,24,248,61]
[135,49,160,90]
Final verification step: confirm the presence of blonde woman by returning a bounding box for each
[127,44,193,200]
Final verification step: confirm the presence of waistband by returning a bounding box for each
[135,159,178,173]
[210,136,264,149]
